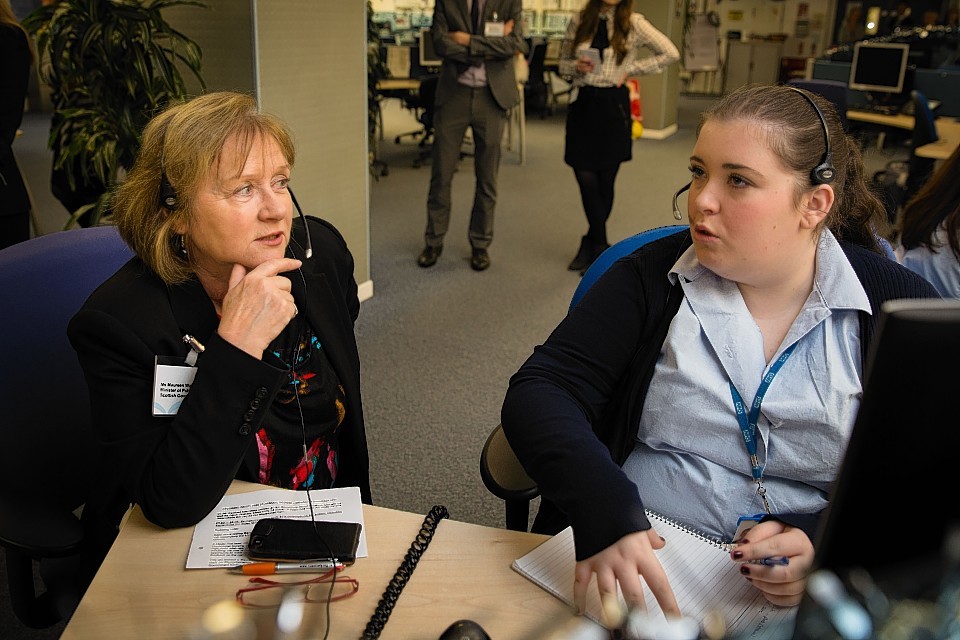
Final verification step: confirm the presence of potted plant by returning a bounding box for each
[367,0,389,178]
[23,0,206,228]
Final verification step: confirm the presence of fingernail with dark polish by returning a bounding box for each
[732,550,744,560]
[740,565,750,575]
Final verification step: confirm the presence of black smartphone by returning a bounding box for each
[247,518,362,563]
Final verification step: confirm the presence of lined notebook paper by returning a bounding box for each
[512,513,796,639]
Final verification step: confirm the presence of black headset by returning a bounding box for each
[159,173,178,210]
[787,86,836,185]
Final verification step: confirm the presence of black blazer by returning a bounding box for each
[0,23,31,218]
[69,217,370,562]
[431,0,527,111]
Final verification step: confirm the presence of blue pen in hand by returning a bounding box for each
[749,556,789,566]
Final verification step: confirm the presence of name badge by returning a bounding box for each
[485,21,505,37]
[153,356,198,416]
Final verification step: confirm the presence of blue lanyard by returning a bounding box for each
[729,342,797,513]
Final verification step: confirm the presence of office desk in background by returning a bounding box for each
[846,110,960,160]
[375,77,420,92]
[61,481,588,639]
[916,117,960,160]
[846,108,915,131]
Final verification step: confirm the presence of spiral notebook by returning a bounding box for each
[511,511,796,639]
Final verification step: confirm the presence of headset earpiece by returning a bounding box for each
[672,182,691,220]
[787,86,836,185]
[159,173,178,210]
[288,187,313,259]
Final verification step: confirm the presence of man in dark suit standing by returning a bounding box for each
[417,0,527,271]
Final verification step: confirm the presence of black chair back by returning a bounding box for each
[906,89,939,200]
[0,226,133,628]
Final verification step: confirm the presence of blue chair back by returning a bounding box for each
[0,226,133,509]
[570,224,687,311]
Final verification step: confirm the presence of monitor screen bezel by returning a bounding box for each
[847,41,910,94]
[811,298,960,582]
[419,27,442,68]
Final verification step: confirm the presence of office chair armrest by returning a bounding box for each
[480,424,539,503]
[0,494,83,556]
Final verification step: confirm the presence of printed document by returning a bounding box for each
[186,486,366,568]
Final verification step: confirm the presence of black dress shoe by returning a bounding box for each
[567,236,593,271]
[578,242,610,276]
[417,245,442,268]
[470,248,490,271]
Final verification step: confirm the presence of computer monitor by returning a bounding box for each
[808,299,960,597]
[419,28,442,68]
[847,41,910,95]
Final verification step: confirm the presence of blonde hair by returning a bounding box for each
[111,92,296,284]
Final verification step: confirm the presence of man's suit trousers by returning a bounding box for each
[425,83,507,250]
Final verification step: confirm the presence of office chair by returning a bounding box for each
[544,37,572,112]
[872,90,939,223]
[572,225,687,310]
[389,75,438,168]
[524,40,550,119]
[904,89,939,201]
[0,225,133,628]
[480,225,687,531]
[787,78,849,131]
[479,424,539,532]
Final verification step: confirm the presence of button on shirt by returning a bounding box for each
[622,229,871,542]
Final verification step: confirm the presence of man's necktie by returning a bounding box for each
[471,0,481,34]
[591,16,609,62]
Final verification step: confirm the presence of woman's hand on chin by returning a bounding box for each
[217,258,302,358]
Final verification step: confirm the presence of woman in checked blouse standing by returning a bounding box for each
[560,0,679,275]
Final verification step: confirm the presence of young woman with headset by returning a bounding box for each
[501,84,939,617]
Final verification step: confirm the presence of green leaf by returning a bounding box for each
[28,0,206,212]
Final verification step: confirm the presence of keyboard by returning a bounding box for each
[860,103,901,116]
[858,100,941,117]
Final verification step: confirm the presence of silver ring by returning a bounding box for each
[293,304,298,317]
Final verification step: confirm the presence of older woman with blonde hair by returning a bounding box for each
[68,91,371,591]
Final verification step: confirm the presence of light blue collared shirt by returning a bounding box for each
[622,229,871,541]
[899,224,960,298]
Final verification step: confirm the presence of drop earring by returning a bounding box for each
[179,234,188,258]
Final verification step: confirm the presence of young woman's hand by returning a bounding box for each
[729,519,815,606]
[573,528,681,621]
